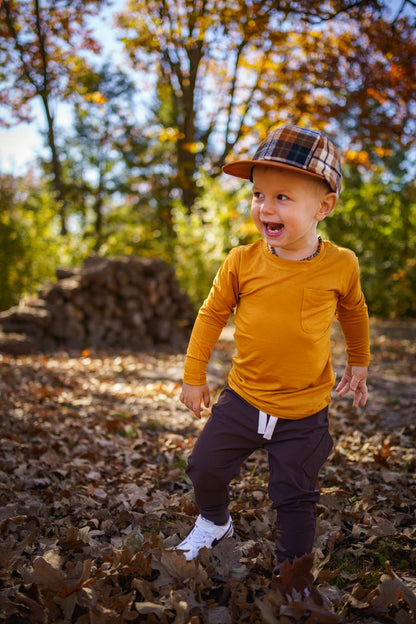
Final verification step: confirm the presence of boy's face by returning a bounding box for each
[251,166,336,260]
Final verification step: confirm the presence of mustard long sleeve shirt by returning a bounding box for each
[184,239,370,419]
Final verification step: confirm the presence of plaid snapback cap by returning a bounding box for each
[222,124,342,196]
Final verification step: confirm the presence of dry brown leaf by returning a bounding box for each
[135,600,169,616]
[31,554,66,590]
[151,548,210,589]
[370,563,416,615]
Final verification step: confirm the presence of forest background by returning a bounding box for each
[0,0,415,318]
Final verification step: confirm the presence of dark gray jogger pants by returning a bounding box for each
[186,385,333,565]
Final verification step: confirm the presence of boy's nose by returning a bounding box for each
[261,198,277,216]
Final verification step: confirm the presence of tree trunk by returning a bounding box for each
[41,94,67,235]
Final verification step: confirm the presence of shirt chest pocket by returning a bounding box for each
[301,288,337,338]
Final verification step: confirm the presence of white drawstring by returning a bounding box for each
[258,410,278,440]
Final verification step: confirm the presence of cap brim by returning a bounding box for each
[222,159,328,185]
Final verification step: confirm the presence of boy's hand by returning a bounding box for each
[180,382,210,419]
[336,364,368,407]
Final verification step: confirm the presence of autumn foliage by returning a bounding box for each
[0,0,415,316]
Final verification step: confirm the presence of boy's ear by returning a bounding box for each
[316,192,337,221]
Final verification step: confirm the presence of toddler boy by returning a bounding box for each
[173,124,370,573]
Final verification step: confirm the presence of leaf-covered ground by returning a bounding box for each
[0,318,415,624]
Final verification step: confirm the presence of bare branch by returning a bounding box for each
[1,0,40,91]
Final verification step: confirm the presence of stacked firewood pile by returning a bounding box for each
[0,256,195,354]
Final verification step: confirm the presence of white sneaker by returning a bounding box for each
[173,514,233,561]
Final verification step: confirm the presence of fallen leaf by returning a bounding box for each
[370,562,416,615]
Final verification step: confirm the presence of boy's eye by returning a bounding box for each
[277,194,289,201]
[252,191,263,199]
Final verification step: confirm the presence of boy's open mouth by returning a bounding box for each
[264,222,284,235]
